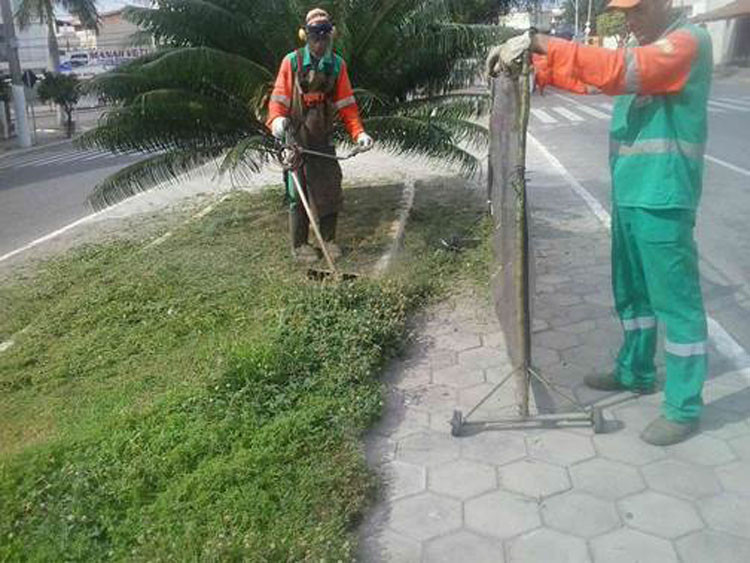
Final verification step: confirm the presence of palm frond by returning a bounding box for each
[14,0,44,29]
[217,135,276,175]
[60,0,99,30]
[396,93,492,120]
[364,115,481,178]
[87,148,226,210]
[85,0,511,208]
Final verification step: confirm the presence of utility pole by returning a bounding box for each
[575,0,580,39]
[1,0,33,148]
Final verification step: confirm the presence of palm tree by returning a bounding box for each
[15,0,99,73]
[78,0,513,209]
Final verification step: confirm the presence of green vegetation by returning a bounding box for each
[0,180,487,560]
[596,11,627,40]
[37,73,81,137]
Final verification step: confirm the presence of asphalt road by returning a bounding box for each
[527,75,750,358]
[0,142,145,258]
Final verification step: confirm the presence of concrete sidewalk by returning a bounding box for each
[359,139,750,562]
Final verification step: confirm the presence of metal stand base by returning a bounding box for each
[449,366,607,437]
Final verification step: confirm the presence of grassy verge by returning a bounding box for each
[0,180,487,561]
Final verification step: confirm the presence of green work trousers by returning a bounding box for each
[612,206,708,422]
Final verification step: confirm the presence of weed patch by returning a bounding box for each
[0,180,486,560]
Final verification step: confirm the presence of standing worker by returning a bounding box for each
[268,8,373,264]
[487,0,712,445]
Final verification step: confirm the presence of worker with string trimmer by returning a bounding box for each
[267,8,374,265]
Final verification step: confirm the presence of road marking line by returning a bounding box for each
[3,152,75,168]
[529,132,750,371]
[77,151,113,162]
[531,109,558,124]
[707,318,750,370]
[715,97,750,107]
[528,133,611,228]
[551,106,585,122]
[550,92,610,119]
[0,186,157,264]
[705,155,750,177]
[598,102,614,112]
[26,152,87,166]
[572,104,610,120]
[708,107,727,114]
[708,100,750,112]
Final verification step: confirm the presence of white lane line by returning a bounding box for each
[25,152,87,166]
[77,151,114,162]
[598,102,614,112]
[715,97,750,108]
[708,107,727,114]
[550,92,610,119]
[529,132,750,371]
[708,318,750,370]
[551,106,585,122]
[706,154,750,177]
[531,109,558,124]
[708,100,750,112]
[528,133,611,228]
[3,152,77,168]
[573,104,610,120]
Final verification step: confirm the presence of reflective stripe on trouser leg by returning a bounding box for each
[612,207,658,390]
[628,207,708,422]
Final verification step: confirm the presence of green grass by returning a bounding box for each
[0,180,487,561]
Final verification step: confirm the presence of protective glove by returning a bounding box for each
[486,31,533,77]
[271,117,289,139]
[356,132,374,151]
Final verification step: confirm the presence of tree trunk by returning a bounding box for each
[46,19,60,72]
[65,108,75,138]
[46,19,66,127]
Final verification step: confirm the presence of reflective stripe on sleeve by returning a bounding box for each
[611,139,705,160]
[622,316,657,331]
[270,94,291,107]
[334,95,356,110]
[624,49,640,94]
[665,340,708,357]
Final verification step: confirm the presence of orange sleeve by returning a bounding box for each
[545,32,697,97]
[333,61,365,140]
[533,53,588,94]
[267,56,293,127]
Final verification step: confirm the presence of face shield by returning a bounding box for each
[306,22,334,57]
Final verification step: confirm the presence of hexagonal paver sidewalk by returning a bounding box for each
[358,147,750,561]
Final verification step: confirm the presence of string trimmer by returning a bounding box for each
[277,136,370,281]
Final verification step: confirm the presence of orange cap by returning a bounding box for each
[607,0,641,8]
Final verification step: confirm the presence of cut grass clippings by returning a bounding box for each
[0,180,488,560]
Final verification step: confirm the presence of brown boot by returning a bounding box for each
[583,373,657,395]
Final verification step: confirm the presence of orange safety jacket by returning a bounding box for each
[532,31,698,97]
[267,47,364,140]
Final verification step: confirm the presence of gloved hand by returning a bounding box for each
[271,117,289,139]
[486,31,533,77]
[356,132,374,151]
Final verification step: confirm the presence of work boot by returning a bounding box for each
[583,373,657,395]
[322,241,342,261]
[640,416,698,446]
[293,244,319,264]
